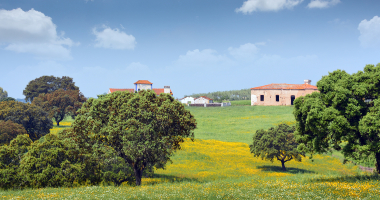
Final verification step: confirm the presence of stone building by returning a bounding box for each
[251,80,318,106]
[108,80,173,95]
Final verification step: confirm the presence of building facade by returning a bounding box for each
[179,96,195,104]
[108,80,173,96]
[194,96,213,104]
[251,80,318,106]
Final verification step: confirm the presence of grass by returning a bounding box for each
[1,106,379,199]
[230,100,251,106]
[187,105,295,144]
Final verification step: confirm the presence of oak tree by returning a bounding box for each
[0,120,27,145]
[23,76,79,102]
[294,63,380,173]
[0,101,53,141]
[32,89,87,126]
[250,124,305,171]
[72,90,197,186]
[0,87,7,99]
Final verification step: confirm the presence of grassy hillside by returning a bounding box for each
[1,106,379,199]
[188,105,294,144]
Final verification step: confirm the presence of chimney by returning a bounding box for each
[164,86,170,94]
[304,79,311,85]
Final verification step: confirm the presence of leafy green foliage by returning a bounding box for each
[18,132,99,188]
[0,134,32,189]
[32,89,87,126]
[293,63,380,173]
[250,124,304,171]
[72,90,196,186]
[23,76,79,102]
[0,120,27,145]
[0,87,8,99]
[0,101,53,141]
[0,97,16,102]
[186,88,250,102]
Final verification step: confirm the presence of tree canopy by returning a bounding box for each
[0,101,53,141]
[72,90,197,186]
[23,76,79,102]
[32,89,87,126]
[294,63,380,173]
[0,97,15,102]
[186,88,250,102]
[0,120,27,146]
[0,87,7,100]
[250,124,304,171]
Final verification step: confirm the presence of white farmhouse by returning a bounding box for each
[179,97,195,104]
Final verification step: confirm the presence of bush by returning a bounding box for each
[0,120,28,145]
[0,101,53,141]
[0,135,32,189]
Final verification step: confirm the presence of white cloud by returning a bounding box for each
[173,49,233,69]
[93,26,136,50]
[307,0,340,9]
[236,0,303,13]
[358,16,380,48]
[228,43,259,60]
[0,8,76,60]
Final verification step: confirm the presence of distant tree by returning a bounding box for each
[32,89,87,126]
[72,90,197,186]
[186,88,250,101]
[0,97,15,102]
[0,120,27,146]
[0,101,53,141]
[0,87,7,100]
[0,134,32,189]
[23,76,79,102]
[250,124,305,171]
[294,63,380,174]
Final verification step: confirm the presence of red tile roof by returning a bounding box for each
[251,83,318,90]
[195,96,213,100]
[109,88,134,93]
[153,88,173,95]
[134,80,153,84]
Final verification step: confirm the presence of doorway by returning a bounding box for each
[291,95,295,105]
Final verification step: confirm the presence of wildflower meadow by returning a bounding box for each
[1,104,379,199]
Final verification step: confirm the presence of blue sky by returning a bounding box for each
[0,0,379,99]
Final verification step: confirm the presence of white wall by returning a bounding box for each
[180,97,195,104]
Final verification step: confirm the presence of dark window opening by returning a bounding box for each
[276,95,279,102]
[291,95,295,105]
[260,95,264,101]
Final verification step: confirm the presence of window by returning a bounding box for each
[291,95,295,105]
[276,95,279,102]
[260,95,264,101]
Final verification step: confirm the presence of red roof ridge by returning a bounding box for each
[134,80,153,84]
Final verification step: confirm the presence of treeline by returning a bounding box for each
[0,78,196,189]
[185,88,251,102]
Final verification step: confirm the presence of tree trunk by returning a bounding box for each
[281,160,286,171]
[57,121,60,126]
[375,152,380,174]
[133,164,143,186]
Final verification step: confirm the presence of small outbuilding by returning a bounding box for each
[251,80,318,106]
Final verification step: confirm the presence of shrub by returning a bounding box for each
[0,134,32,189]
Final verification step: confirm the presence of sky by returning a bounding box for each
[0,0,379,99]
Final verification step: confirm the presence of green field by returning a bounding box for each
[1,106,379,199]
